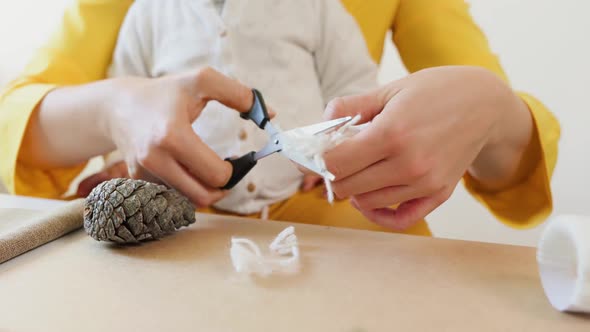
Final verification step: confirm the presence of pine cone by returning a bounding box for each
[84,178,196,244]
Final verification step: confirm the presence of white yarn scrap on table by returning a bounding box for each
[280,114,363,203]
[230,226,300,277]
[230,119,363,276]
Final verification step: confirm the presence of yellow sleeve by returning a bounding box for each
[392,0,560,228]
[0,0,133,198]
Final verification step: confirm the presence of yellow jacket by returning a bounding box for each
[0,0,559,229]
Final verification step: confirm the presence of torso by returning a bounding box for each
[116,0,382,213]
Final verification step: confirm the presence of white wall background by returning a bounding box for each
[1,0,588,246]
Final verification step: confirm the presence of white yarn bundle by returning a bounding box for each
[230,226,300,277]
[280,115,363,203]
[229,119,365,276]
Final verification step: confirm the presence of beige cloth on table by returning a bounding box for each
[0,199,84,264]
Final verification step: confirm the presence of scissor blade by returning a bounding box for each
[253,136,282,161]
[280,150,336,181]
[283,116,353,137]
[262,121,280,137]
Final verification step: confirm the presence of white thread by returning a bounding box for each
[230,226,300,277]
[269,226,298,254]
[280,115,363,204]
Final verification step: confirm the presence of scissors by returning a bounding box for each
[221,89,352,189]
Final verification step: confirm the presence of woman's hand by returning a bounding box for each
[323,66,534,230]
[77,161,129,197]
[104,68,254,206]
[300,174,324,192]
[22,67,254,207]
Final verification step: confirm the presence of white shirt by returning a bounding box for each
[108,0,378,214]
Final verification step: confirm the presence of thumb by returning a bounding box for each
[324,82,402,123]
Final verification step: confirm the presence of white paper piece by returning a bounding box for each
[537,214,590,313]
[230,226,300,277]
[280,115,363,203]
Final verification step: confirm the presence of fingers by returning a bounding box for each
[350,184,429,211]
[323,125,388,180]
[324,83,402,123]
[324,93,381,124]
[352,192,446,231]
[139,149,227,207]
[331,159,397,198]
[301,175,323,192]
[76,161,129,197]
[267,106,277,119]
[350,200,426,231]
[128,162,165,185]
[322,86,405,181]
[332,153,431,198]
[187,67,254,113]
[77,171,111,197]
[166,125,233,188]
[109,161,130,177]
[352,197,436,231]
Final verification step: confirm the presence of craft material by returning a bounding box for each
[280,114,363,203]
[221,89,354,190]
[230,226,300,277]
[84,178,195,243]
[0,199,84,264]
[537,214,590,313]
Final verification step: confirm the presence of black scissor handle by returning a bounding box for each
[220,89,269,190]
[221,152,257,190]
[240,89,270,129]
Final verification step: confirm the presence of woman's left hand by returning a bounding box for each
[323,66,533,230]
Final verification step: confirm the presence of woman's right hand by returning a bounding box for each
[103,67,254,206]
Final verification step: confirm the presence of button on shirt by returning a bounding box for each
[108,0,378,214]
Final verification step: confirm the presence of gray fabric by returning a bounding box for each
[0,199,84,264]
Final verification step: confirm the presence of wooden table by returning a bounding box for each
[0,198,588,331]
